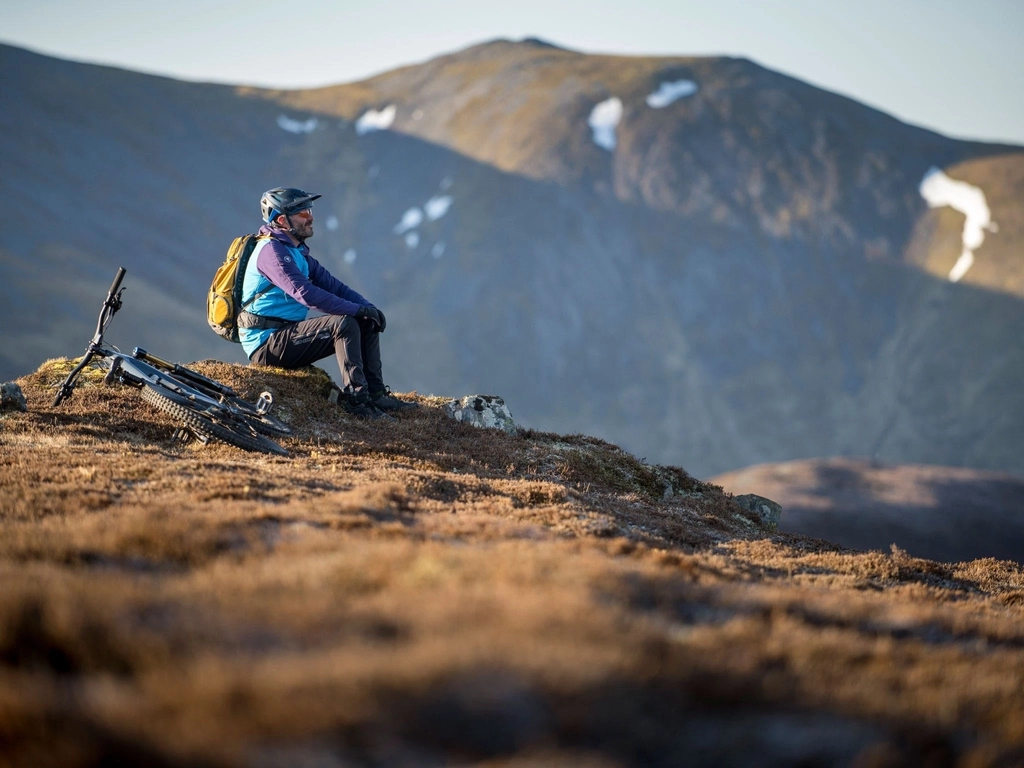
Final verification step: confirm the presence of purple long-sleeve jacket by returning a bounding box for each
[253,224,370,316]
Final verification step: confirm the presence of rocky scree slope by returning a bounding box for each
[1,361,1024,766]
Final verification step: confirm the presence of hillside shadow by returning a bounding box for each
[779,463,1024,563]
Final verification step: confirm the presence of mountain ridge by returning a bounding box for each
[252,40,1019,186]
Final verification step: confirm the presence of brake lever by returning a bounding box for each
[109,286,126,312]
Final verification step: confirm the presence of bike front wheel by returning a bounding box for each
[154,368,293,437]
[140,384,288,456]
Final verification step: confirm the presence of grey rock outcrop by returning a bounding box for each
[734,494,783,530]
[444,395,517,434]
[1,382,27,413]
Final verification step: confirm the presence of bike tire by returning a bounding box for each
[144,368,289,439]
[139,384,288,456]
[156,369,292,436]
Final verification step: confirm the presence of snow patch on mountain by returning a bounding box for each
[919,167,998,283]
[425,196,453,221]
[431,241,446,258]
[392,191,455,246]
[325,215,339,231]
[356,105,396,135]
[589,97,622,151]
[646,80,698,108]
[343,249,357,265]
[277,115,318,134]
[394,208,423,234]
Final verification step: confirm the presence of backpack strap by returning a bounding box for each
[240,236,274,312]
[240,283,273,311]
[237,311,293,330]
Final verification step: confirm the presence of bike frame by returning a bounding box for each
[131,347,273,416]
[105,354,227,413]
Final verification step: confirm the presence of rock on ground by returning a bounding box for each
[1,382,27,412]
[444,395,517,434]
[733,494,783,530]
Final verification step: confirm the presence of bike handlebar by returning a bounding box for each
[94,267,126,340]
[108,267,126,300]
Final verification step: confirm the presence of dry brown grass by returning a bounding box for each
[1,362,1023,767]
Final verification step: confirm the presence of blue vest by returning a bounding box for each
[239,239,310,357]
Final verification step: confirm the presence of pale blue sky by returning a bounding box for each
[3,0,1022,144]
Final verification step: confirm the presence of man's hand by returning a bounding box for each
[375,308,387,332]
[356,306,383,332]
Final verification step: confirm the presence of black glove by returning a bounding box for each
[355,306,382,332]
[375,308,387,333]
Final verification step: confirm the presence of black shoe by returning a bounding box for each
[370,386,419,412]
[340,395,395,421]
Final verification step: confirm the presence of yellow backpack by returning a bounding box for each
[207,234,269,343]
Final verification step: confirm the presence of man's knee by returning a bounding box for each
[329,314,360,339]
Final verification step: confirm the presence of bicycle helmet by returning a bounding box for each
[260,187,322,224]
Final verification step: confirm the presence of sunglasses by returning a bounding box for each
[289,207,314,220]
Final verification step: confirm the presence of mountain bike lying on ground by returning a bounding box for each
[52,267,290,455]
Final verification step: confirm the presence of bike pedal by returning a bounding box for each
[257,391,274,415]
[171,427,192,444]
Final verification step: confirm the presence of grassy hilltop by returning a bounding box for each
[1,363,1023,766]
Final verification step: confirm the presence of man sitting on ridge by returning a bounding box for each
[238,187,417,420]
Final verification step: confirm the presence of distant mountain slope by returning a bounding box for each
[2,40,1022,479]
[0,43,292,371]
[712,458,1024,563]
